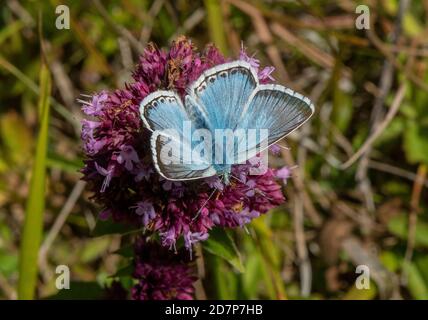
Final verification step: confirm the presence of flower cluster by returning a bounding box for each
[81,37,287,299]
[131,238,196,300]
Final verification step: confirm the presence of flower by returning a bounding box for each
[131,238,196,300]
[94,162,115,193]
[134,200,156,226]
[80,37,285,253]
[81,91,108,116]
[184,231,209,258]
[276,166,293,185]
[116,145,139,171]
[239,44,275,83]
[269,144,281,155]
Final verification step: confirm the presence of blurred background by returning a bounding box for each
[1,0,428,300]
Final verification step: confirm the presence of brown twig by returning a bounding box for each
[194,244,207,300]
[226,0,290,83]
[38,181,86,266]
[368,160,428,188]
[140,0,165,45]
[340,84,406,169]
[91,0,145,54]
[281,149,322,227]
[401,164,427,284]
[341,237,399,299]
[355,0,409,213]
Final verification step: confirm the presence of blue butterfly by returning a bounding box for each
[139,61,314,184]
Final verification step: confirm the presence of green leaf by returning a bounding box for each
[209,254,238,299]
[46,281,105,300]
[0,111,33,165]
[113,244,134,258]
[387,214,428,248]
[415,255,428,287]
[342,281,377,300]
[92,219,140,237]
[203,228,244,272]
[403,262,428,300]
[0,249,18,276]
[403,120,428,164]
[241,251,263,299]
[18,63,51,300]
[113,264,134,278]
[46,152,83,173]
[80,238,111,263]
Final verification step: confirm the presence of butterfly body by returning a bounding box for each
[140,61,314,182]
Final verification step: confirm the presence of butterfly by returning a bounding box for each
[139,61,314,184]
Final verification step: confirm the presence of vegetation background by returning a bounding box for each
[1,0,428,300]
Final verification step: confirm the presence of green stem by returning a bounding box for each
[204,0,229,54]
[18,63,51,300]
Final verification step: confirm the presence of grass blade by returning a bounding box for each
[17,63,51,300]
[204,0,228,54]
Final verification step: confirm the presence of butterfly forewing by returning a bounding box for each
[189,61,258,131]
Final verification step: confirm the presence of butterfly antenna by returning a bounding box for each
[192,187,217,222]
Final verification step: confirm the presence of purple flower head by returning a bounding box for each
[133,43,167,89]
[132,238,196,300]
[80,37,285,253]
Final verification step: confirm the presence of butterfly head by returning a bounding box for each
[211,163,231,185]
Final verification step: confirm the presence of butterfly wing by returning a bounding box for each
[150,131,216,180]
[140,90,216,180]
[140,90,189,132]
[187,61,259,166]
[188,61,258,131]
[236,84,314,161]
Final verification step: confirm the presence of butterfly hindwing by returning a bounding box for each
[141,90,216,180]
[151,131,216,180]
[236,84,314,160]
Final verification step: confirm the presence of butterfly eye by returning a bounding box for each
[208,76,216,83]
[153,101,158,107]
[219,71,227,78]
[160,98,165,103]
[231,68,238,75]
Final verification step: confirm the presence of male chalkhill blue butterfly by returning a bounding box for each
[140,61,314,184]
